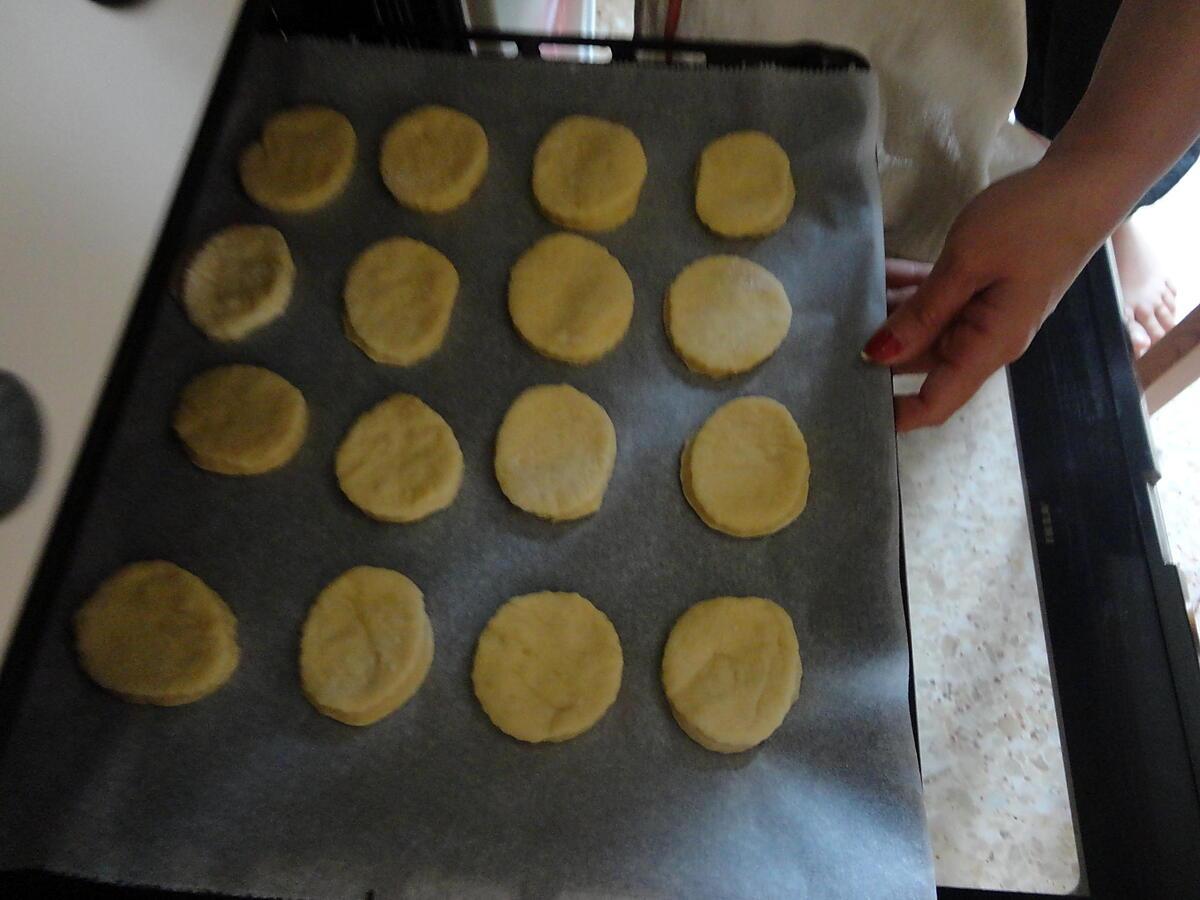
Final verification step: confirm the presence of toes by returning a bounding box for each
[1156,298,1177,333]
[1128,319,1152,357]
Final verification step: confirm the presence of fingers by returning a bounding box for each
[893,320,997,432]
[865,253,981,366]
[885,258,933,289]
[886,284,919,311]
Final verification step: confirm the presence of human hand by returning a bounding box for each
[864,157,1115,431]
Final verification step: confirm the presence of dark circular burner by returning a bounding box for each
[0,371,42,518]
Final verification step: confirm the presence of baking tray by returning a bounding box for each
[0,19,934,900]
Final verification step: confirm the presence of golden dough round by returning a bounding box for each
[239,105,356,212]
[74,561,239,706]
[494,384,616,521]
[473,591,622,743]
[532,115,647,232]
[181,225,295,342]
[665,255,792,377]
[508,233,633,364]
[336,393,463,523]
[662,596,801,753]
[695,131,795,238]
[681,396,810,538]
[173,364,307,475]
[343,237,459,366]
[380,105,488,213]
[300,566,434,726]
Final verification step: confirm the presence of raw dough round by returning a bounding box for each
[300,566,434,726]
[181,225,295,342]
[695,131,795,238]
[343,237,459,366]
[473,591,622,743]
[380,105,488,213]
[681,396,810,538]
[239,105,357,212]
[336,393,463,523]
[662,596,802,753]
[532,115,647,232]
[74,561,239,706]
[508,233,634,364]
[494,384,617,521]
[173,364,307,475]
[665,255,791,377]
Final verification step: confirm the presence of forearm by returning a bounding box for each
[1042,0,1200,235]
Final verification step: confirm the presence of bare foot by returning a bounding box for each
[1112,217,1178,357]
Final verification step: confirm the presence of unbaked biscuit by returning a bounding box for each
[181,225,294,342]
[239,105,356,212]
[695,131,794,238]
[532,115,647,232]
[343,237,459,366]
[681,396,810,537]
[173,364,307,475]
[473,591,622,743]
[75,561,239,706]
[665,255,791,377]
[380,105,488,213]
[508,233,633,365]
[662,596,801,753]
[494,384,616,521]
[336,393,463,523]
[300,566,433,726]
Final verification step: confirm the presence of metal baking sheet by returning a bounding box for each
[0,36,934,899]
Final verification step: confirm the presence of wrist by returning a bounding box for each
[1039,138,1150,232]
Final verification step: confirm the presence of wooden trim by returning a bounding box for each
[1138,304,1200,414]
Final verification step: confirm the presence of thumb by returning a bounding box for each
[863,255,981,366]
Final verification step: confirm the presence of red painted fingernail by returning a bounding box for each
[862,328,903,362]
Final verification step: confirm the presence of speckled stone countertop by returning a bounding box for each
[898,371,1080,893]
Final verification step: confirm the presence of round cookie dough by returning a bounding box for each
[665,255,792,377]
[74,561,239,706]
[173,364,307,475]
[695,131,795,238]
[494,384,617,521]
[300,566,434,726]
[473,591,622,743]
[532,115,647,232]
[662,596,802,753]
[181,224,295,342]
[336,393,463,523]
[239,105,357,212]
[508,233,634,364]
[681,396,810,538]
[343,237,459,366]
[380,105,489,213]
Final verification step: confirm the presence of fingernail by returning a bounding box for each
[862,328,903,363]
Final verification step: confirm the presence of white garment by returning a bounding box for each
[638,0,1046,261]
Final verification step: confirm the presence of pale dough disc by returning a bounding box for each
[665,255,792,377]
[173,364,308,475]
[494,384,617,521]
[300,566,434,726]
[473,591,622,743]
[532,115,647,232]
[343,237,459,366]
[695,131,795,238]
[508,233,634,364]
[662,596,802,753]
[239,105,356,212]
[74,561,239,706]
[380,105,489,213]
[181,224,295,342]
[681,396,810,538]
[336,393,463,523]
